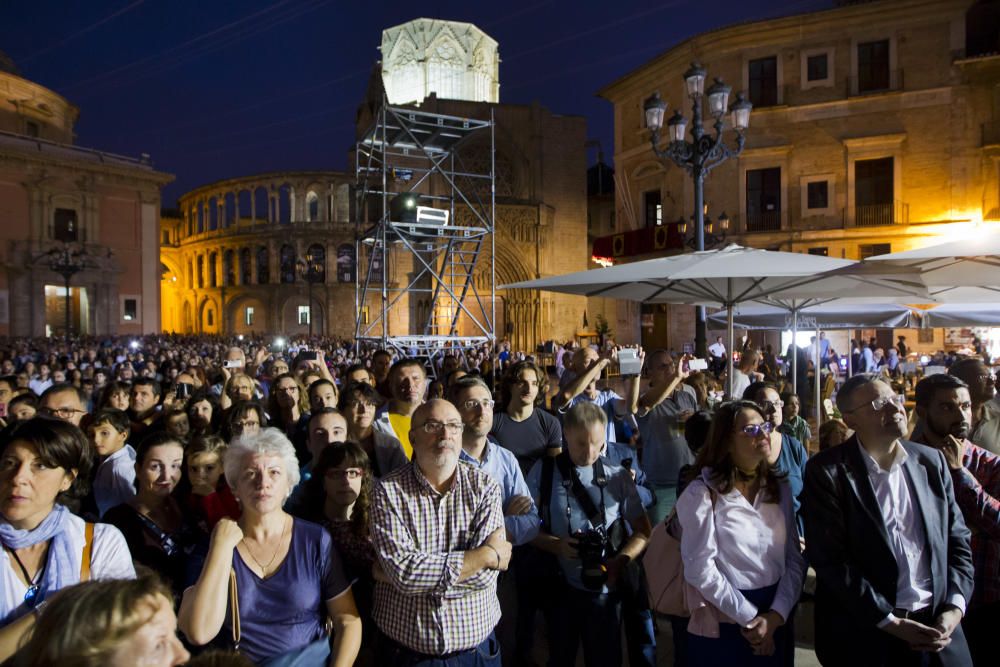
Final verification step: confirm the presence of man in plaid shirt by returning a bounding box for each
[913,374,1000,667]
[370,398,512,666]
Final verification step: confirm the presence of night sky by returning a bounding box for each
[2,0,831,205]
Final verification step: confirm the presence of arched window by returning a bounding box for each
[307,243,326,283]
[256,246,269,284]
[240,248,252,285]
[196,256,204,288]
[223,250,235,286]
[337,243,355,283]
[208,252,218,287]
[306,191,319,222]
[280,245,296,284]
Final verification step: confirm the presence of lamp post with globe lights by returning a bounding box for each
[644,62,751,356]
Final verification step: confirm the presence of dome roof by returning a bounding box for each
[0,50,19,76]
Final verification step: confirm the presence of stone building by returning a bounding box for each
[598,0,1000,350]
[159,172,353,336]
[381,19,499,106]
[0,51,172,337]
[165,19,594,352]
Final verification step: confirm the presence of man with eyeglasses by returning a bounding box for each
[370,398,510,666]
[948,358,1000,455]
[37,383,89,427]
[802,373,974,667]
[451,375,539,546]
[909,373,1000,667]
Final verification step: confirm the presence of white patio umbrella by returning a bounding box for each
[708,302,917,429]
[841,233,1000,300]
[706,302,915,330]
[503,244,928,396]
[915,302,1000,327]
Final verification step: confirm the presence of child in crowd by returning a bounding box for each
[87,408,137,517]
[182,434,239,530]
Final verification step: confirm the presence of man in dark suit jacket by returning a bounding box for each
[801,373,974,666]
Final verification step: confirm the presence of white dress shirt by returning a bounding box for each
[858,441,934,615]
[676,469,806,626]
[858,440,966,626]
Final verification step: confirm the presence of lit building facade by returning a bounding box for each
[160,172,353,336]
[598,0,1000,350]
[0,52,172,337]
[164,19,594,351]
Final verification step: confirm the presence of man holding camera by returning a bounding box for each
[527,402,651,667]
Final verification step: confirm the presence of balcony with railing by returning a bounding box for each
[854,200,909,227]
[744,210,782,232]
[848,69,903,97]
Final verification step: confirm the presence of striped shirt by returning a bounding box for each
[371,460,503,655]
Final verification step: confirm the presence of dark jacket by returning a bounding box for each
[801,436,974,666]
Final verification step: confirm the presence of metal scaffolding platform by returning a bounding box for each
[354,101,496,370]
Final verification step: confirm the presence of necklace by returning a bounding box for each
[241,515,290,577]
[5,545,45,606]
[735,464,759,481]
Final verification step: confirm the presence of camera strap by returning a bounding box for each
[555,451,607,530]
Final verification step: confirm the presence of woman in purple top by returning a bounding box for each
[178,428,361,666]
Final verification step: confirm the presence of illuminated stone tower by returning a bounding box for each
[380,18,499,105]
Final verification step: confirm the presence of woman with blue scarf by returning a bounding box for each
[0,418,135,660]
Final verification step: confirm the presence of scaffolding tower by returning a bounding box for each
[354,101,496,372]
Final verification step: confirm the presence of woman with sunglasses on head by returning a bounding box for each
[744,382,809,531]
[0,417,135,661]
[104,431,205,599]
[675,401,805,666]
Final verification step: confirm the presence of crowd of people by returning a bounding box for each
[0,332,997,667]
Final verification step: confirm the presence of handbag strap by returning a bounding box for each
[229,568,241,650]
[80,522,94,582]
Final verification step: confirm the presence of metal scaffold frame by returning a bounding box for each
[354,98,496,371]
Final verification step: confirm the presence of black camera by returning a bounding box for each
[573,528,610,590]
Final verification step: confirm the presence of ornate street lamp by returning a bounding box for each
[644,62,752,356]
[44,242,93,341]
[296,249,324,337]
[676,206,730,249]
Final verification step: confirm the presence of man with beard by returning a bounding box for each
[370,399,510,665]
[949,358,1000,455]
[801,373,974,666]
[912,373,1000,667]
[373,359,427,459]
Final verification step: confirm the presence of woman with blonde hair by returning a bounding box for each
[12,573,189,667]
[179,428,362,666]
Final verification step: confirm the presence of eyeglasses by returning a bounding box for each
[419,421,464,434]
[461,399,495,411]
[38,407,86,419]
[739,422,775,437]
[978,374,996,383]
[325,468,363,480]
[760,399,784,411]
[846,394,906,413]
[233,421,260,430]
